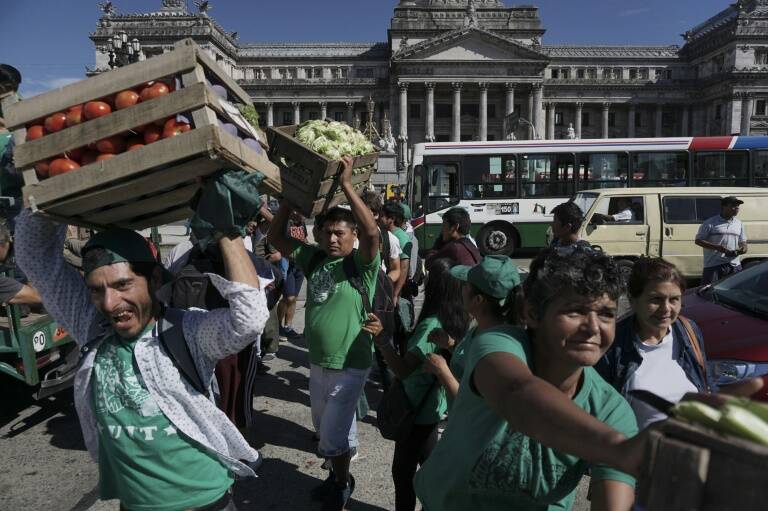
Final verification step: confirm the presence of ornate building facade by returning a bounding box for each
[90,0,768,174]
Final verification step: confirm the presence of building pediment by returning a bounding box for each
[393,27,549,63]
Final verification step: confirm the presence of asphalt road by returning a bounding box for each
[0,255,597,511]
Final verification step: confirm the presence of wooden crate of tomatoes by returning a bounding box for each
[1,39,280,230]
[266,124,378,218]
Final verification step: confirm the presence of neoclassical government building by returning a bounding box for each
[90,0,768,171]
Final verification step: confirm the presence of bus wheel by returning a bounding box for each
[477,223,516,256]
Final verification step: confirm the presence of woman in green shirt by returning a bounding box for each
[375,257,469,511]
[414,248,648,511]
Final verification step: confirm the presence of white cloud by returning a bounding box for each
[19,76,82,98]
[618,8,651,17]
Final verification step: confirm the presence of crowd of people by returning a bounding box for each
[1,61,761,510]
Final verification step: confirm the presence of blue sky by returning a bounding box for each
[0,0,731,98]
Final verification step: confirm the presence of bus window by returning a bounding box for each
[693,152,748,186]
[631,152,688,187]
[411,164,424,217]
[462,155,516,199]
[426,163,459,213]
[520,153,574,197]
[578,153,629,190]
[754,151,768,187]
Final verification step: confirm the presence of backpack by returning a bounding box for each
[307,249,395,340]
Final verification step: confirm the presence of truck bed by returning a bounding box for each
[0,312,51,329]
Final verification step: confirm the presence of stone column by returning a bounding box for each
[527,92,535,139]
[346,101,355,126]
[505,83,515,116]
[655,104,664,137]
[292,101,301,124]
[451,82,462,142]
[532,83,544,139]
[266,102,274,127]
[398,82,409,142]
[602,102,610,139]
[741,94,753,135]
[575,102,583,139]
[682,105,691,136]
[628,104,636,138]
[425,82,435,142]
[479,82,488,141]
[320,101,327,120]
[546,102,556,140]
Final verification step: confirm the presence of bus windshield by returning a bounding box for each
[573,192,599,216]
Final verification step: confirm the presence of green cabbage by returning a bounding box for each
[295,120,376,160]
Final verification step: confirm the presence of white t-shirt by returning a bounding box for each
[696,215,747,268]
[353,231,401,273]
[626,329,698,430]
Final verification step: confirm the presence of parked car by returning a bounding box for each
[681,261,768,400]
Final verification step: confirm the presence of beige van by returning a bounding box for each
[573,187,768,278]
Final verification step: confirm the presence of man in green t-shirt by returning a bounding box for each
[269,156,380,511]
[380,201,414,354]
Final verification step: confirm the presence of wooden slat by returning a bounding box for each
[46,157,221,216]
[14,82,212,168]
[175,39,252,105]
[86,183,199,224]
[24,125,221,207]
[644,436,709,511]
[316,169,372,197]
[212,123,281,192]
[5,44,198,129]
[124,206,193,231]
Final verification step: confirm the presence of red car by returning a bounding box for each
[682,261,768,400]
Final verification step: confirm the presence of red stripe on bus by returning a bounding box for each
[690,137,734,151]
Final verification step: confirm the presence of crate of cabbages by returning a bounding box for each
[638,400,768,511]
[1,38,280,230]
[266,120,378,218]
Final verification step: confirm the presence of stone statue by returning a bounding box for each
[98,1,116,16]
[567,123,576,139]
[464,0,478,27]
[162,0,187,10]
[381,115,397,153]
[194,0,211,14]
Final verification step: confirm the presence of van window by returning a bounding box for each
[755,151,768,187]
[426,163,459,213]
[520,153,574,197]
[632,152,688,187]
[590,196,644,224]
[662,196,722,224]
[462,155,516,199]
[693,152,748,186]
[578,153,629,190]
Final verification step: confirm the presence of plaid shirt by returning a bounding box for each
[15,210,269,478]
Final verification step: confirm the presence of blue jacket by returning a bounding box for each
[596,315,715,397]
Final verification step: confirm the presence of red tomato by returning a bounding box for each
[125,136,144,151]
[64,147,85,162]
[44,112,67,133]
[49,158,81,177]
[95,135,126,154]
[153,115,173,127]
[143,125,162,144]
[139,82,170,103]
[65,105,84,127]
[80,151,99,166]
[115,90,140,110]
[26,125,46,141]
[84,101,112,120]
[162,118,192,138]
[35,159,51,179]
[96,153,115,161]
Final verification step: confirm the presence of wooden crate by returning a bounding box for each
[266,124,377,218]
[639,419,768,511]
[2,39,280,230]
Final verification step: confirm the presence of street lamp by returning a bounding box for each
[108,31,141,69]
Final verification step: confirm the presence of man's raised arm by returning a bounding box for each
[340,156,379,263]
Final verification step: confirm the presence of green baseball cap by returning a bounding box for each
[82,229,172,283]
[450,255,521,302]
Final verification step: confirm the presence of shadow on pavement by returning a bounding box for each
[274,342,310,371]
[248,408,317,455]
[255,370,310,407]
[235,458,388,511]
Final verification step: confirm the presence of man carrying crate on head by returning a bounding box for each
[14,172,269,511]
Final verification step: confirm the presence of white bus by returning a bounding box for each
[408,136,768,255]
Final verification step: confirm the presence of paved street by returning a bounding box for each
[0,255,596,511]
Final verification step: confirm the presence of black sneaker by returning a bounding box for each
[310,471,336,502]
[321,475,355,511]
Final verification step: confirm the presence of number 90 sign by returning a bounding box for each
[32,331,47,353]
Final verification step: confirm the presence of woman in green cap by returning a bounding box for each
[423,254,522,403]
[374,257,469,511]
[414,247,646,511]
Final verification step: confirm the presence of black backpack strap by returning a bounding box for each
[306,250,328,277]
[342,252,373,315]
[158,307,207,395]
[380,227,391,272]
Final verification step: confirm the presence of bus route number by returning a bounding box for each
[497,203,519,215]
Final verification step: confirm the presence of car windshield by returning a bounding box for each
[573,193,598,216]
[711,262,768,317]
